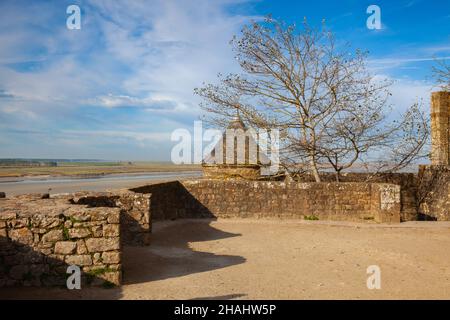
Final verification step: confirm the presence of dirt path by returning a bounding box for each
[1,219,450,299]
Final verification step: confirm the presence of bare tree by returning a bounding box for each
[432,59,450,91]
[195,17,428,182]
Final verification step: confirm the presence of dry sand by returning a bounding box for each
[1,219,449,300]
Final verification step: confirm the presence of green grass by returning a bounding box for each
[60,225,70,240]
[69,216,82,224]
[304,215,319,221]
[85,267,117,287]
[87,267,115,276]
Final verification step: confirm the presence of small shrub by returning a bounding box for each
[87,267,115,276]
[69,216,82,224]
[62,227,70,240]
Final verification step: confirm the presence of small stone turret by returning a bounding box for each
[202,113,266,180]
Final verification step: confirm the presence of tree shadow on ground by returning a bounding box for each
[122,219,246,285]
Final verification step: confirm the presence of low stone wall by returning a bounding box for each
[69,191,151,245]
[290,172,418,221]
[0,189,152,288]
[0,196,121,287]
[131,180,401,223]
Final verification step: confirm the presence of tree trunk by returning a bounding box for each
[309,156,321,182]
[335,170,341,182]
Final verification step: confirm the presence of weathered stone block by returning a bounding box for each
[8,228,33,245]
[54,241,77,255]
[69,213,91,222]
[103,224,119,237]
[0,212,16,220]
[65,254,93,266]
[101,251,120,264]
[91,225,102,237]
[68,228,91,239]
[31,228,47,234]
[107,211,120,224]
[41,229,63,243]
[85,238,120,252]
[89,210,110,221]
[76,240,88,254]
[39,218,62,229]
[9,218,29,228]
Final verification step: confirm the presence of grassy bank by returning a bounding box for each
[0,161,201,178]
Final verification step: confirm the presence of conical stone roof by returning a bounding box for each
[202,114,269,166]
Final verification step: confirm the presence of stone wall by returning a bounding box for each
[68,191,151,245]
[290,172,418,221]
[0,195,121,287]
[417,165,450,221]
[131,180,401,223]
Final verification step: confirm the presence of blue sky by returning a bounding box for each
[0,0,449,160]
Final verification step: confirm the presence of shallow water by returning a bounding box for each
[0,171,202,196]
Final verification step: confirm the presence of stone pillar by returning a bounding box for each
[431,91,450,165]
[371,184,401,223]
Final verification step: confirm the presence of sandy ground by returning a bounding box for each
[1,219,449,300]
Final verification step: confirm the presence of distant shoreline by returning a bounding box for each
[0,162,202,179]
[0,170,202,183]
[0,170,202,196]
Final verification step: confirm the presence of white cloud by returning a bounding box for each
[62,129,170,143]
[89,94,177,109]
[1,0,438,160]
[389,78,433,111]
[373,74,433,114]
[0,0,258,121]
[0,0,259,159]
[368,56,450,71]
[89,0,261,108]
